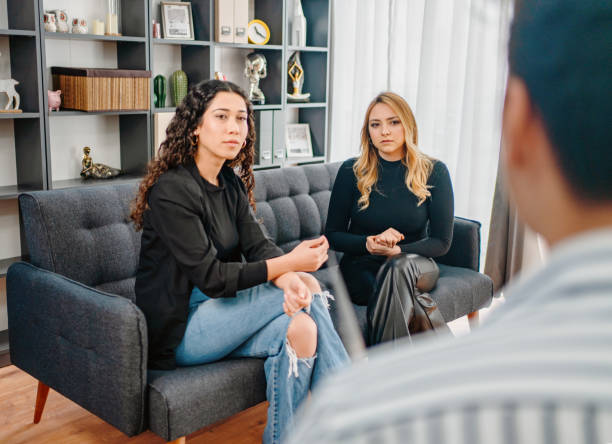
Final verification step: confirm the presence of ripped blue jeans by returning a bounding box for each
[174,282,350,444]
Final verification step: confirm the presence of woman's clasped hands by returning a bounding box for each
[366,227,404,256]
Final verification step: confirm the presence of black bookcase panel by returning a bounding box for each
[302,0,329,47]
[298,107,326,158]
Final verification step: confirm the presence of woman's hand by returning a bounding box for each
[366,235,401,256]
[374,228,404,248]
[287,236,329,272]
[274,272,312,317]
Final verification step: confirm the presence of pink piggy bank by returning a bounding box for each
[48,90,61,111]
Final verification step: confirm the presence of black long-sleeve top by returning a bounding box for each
[325,157,454,258]
[135,158,283,369]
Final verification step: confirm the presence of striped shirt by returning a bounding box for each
[290,228,612,444]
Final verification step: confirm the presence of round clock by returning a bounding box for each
[248,19,271,45]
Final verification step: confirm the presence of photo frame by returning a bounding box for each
[285,123,313,158]
[161,1,194,40]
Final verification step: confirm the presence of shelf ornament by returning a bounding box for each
[287,51,310,102]
[291,0,307,47]
[171,70,188,106]
[0,51,21,113]
[80,146,121,180]
[244,52,267,105]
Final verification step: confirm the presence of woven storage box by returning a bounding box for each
[51,67,152,112]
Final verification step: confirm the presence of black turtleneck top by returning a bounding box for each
[325,157,454,258]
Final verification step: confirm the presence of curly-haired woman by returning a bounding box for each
[131,80,348,443]
[326,92,454,345]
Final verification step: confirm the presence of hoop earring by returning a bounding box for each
[190,134,198,147]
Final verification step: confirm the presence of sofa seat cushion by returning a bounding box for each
[147,358,266,441]
[314,263,493,342]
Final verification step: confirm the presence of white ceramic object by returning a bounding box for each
[0,79,20,111]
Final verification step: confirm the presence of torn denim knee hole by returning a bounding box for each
[315,290,335,310]
[285,340,316,378]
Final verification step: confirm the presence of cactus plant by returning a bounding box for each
[153,74,166,108]
[170,70,188,106]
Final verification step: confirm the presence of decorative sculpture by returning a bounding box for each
[52,9,69,33]
[154,75,166,108]
[43,13,57,32]
[48,90,61,111]
[72,18,88,34]
[171,70,188,106]
[244,52,267,105]
[291,0,307,47]
[287,51,310,102]
[0,79,20,112]
[80,146,122,179]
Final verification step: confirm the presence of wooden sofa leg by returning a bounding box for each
[468,310,479,330]
[168,438,186,444]
[33,381,50,424]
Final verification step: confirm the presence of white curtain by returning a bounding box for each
[328,0,513,259]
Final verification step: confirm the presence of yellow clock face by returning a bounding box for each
[248,19,270,45]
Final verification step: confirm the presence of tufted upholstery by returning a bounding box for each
[8,161,492,441]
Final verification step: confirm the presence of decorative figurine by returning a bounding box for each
[52,9,69,33]
[72,18,88,34]
[214,71,227,81]
[153,75,166,108]
[0,78,20,112]
[48,90,61,111]
[81,147,122,180]
[43,13,57,32]
[287,51,310,102]
[170,70,188,106]
[291,0,307,47]
[244,52,267,104]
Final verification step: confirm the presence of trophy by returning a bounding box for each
[244,52,267,104]
[287,51,310,102]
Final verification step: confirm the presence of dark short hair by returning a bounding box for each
[509,0,612,201]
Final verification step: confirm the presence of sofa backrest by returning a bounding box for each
[19,184,141,300]
[252,162,341,252]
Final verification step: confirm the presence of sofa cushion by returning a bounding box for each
[147,358,266,441]
[19,184,141,298]
[320,263,493,341]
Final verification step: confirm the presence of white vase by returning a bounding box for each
[292,0,307,47]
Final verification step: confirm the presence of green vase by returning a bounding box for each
[171,70,188,106]
[153,75,166,108]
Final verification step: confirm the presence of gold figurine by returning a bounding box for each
[287,51,310,102]
[80,146,121,179]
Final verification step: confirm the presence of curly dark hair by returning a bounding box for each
[131,80,256,230]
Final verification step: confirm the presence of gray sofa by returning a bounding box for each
[7,161,492,442]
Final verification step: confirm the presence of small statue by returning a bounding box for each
[291,0,307,47]
[287,51,310,102]
[43,13,57,32]
[52,9,69,33]
[72,18,88,34]
[244,52,267,104]
[153,75,166,108]
[48,90,61,111]
[0,78,20,111]
[81,146,122,179]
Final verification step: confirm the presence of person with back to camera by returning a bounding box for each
[289,0,612,442]
[325,91,454,345]
[130,80,349,444]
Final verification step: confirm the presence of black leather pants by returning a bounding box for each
[367,254,448,346]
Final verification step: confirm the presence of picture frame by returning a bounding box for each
[161,1,195,40]
[285,123,313,158]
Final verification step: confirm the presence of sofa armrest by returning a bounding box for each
[7,262,148,436]
[435,217,481,271]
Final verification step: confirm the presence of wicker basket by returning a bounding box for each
[51,67,152,112]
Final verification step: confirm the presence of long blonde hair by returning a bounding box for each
[354,92,433,209]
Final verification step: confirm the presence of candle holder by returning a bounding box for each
[106,0,121,36]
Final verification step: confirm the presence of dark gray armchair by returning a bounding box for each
[7,162,492,442]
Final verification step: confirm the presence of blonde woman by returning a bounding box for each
[325,92,454,345]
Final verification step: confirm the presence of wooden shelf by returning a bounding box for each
[153,107,177,113]
[286,102,327,109]
[49,110,150,117]
[0,256,21,277]
[52,174,143,191]
[44,32,146,43]
[213,42,283,51]
[0,112,40,119]
[0,184,43,200]
[287,46,328,53]
[152,38,209,46]
[0,29,36,37]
